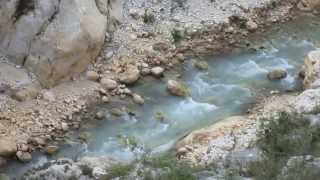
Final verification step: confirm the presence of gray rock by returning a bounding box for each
[0,0,107,87]
[132,93,145,105]
[167,80,190,97]
[151,67,164,77]
[119,66,140,85]
[13,82,41,101]
[267,69,287,80]
[303,50,320,88]
[294,88,320,114]
[100,78,118,90]
[194,61,209,70]
[86,71,100,81]
[0,137,17,157]
[42,90,56,102]
[16,151,32,162]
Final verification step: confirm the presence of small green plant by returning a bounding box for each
[118,134,139,150]
[171,29,184,43]
[102,164,135,179]
[248,112,320,180]
[143,9,155,24]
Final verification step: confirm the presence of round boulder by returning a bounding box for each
[267,69,287,80]
[119,66,140,85]
[167,80,190,97]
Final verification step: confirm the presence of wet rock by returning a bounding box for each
[86,71,100,81]
[110,108,125,117]
[100,78,118,90]
[102,96,109,103]
[151,67,165,77]
[267,69,287,80]
[132,94,145,105]
[167,80,190,97]
[303,50,320,88]
[0,137,17,157]
[0,157,7,167]
[194,61,209,70]
[95,110,105,120]
[176,53,186,62]
[79,132,92,142]
[16,151,32,162]
[119,66,140,85]
[46,145,59,155]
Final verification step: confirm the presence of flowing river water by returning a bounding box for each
[3,14,320,178]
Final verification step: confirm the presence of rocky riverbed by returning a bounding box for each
[1,0,320,179]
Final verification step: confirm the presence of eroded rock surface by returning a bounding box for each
[0,0,107,87]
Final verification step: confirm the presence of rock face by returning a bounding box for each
[176,116,257,165]
[293,88,320,114]
[303,50,320,88]
[0,0,107,87]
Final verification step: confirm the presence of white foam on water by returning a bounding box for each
[234,60,268,78]
[171,97,218,118]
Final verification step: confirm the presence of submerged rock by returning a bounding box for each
[267,69,287,80]
[45,145,59,155]
[194,61,209,70]
[167,80,190,97]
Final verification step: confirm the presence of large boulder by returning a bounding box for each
[176,116,257,165]
[303,50,320,88]
[0,0,107,87]
[0,137,17,157]
[167,80,190,97]
[293,88,320,114]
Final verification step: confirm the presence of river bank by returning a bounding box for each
[1,0,320,179]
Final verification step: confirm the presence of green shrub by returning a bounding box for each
[249,112,320,180]
[102,163,135,179]
[143,10,155,24]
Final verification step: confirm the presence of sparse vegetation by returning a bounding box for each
[143,9,155,24]
[171,29,184,44]
[102,163,135,179]
[248,112,320,180]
